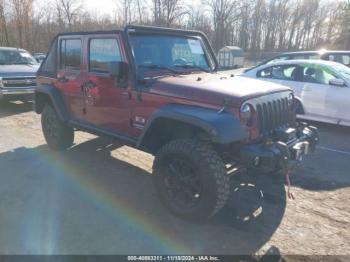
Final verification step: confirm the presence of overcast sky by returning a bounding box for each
[85,0,116,17]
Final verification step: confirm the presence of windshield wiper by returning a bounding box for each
[138,64,180,74]
[174,64,210,73]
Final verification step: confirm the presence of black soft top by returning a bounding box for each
[55,29,121,37]
[51,25,205,37]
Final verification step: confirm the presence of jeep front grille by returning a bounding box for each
[256,97,289,134]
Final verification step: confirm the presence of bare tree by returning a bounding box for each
[120,0,132,25]
[56,0,83,31]
[11,0,34,49]
[206,0,239,51]
[342,0,350,49]
[0,0,9,45]
[152,0,186,27]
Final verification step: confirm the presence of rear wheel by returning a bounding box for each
[41,104,74,150]
[153,139,230,220]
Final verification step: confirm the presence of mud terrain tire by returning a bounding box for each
[153,139,230,220]
[41,104,74,150]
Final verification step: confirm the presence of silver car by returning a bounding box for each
[0,47,39,101]
[242,59,350,126]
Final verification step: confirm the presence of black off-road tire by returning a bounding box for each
[41,104,74,150]
[153,139,230,220]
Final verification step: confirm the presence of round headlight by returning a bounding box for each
[288,93,294,106]
[240,103,253,125]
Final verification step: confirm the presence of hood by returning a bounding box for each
[0,64,40,78]
[150,72,291,107]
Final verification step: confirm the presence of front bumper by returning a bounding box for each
[0,87,35,97]
[240,123,319,173]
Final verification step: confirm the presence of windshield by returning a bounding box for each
[333,63,350,82]
[0,49,38,65]
[129,34,212,73]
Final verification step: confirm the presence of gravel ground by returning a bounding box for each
[0,100,349,257]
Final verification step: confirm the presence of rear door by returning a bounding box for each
[83,34,132,135]
[57,36,85,121]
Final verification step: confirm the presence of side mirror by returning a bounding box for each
[329,78,346,87]
[108,61,127,78]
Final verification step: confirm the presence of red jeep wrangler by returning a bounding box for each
[35,25,319,220]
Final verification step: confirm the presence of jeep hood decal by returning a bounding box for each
[149,73,291,106]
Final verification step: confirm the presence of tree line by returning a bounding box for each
[0,0,349,54]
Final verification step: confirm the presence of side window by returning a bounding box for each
[273,65,298,81]
[259,65,298,81]
[38,38,57,77]
[89,38,121,73]
[328,54,350,66]
[343,55,350,65]
[60,39,82,70]
[302,65,337,85]
[257,67,272,78]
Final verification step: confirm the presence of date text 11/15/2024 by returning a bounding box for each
[127,255,220,261]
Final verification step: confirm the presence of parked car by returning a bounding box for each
[245,50,350,72]
[0,47,39,102]
[242,59,350,126]
[32,52,46,64]
[34,26,318,220]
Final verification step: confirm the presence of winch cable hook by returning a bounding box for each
[284,156,303,200]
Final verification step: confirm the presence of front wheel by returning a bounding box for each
[41,104,74,150]
[153,139,230,220]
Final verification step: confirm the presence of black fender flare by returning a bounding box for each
[137,104,248,148]
[34,85,70,122]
